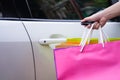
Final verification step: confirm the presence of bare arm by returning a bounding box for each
[103,2,120,20]
[82,2,120,29]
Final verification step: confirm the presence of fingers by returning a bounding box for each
[81,17,96,29]
[93,22,100,29]
[93,17,107,29]
[81,17,98,29]
[99,17,107,27]
[85,22,100,29]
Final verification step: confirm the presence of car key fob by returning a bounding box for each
[81,21,95,25]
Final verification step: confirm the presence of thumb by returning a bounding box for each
[81,17,93,22]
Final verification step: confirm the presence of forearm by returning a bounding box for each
[102,2,120,20]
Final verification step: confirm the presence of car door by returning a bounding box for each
[0,0,35,80]
[21,0,120,80]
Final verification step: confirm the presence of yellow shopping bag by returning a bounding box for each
[56,38,120,48]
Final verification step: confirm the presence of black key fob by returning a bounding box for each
[81,21,95,25]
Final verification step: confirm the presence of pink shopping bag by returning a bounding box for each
[54,40,120,80]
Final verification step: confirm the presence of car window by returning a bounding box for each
[0,0,18,18]
[27,0,111,20]
[0,2,2,17]
[1,0,118,21]
[14,0,32,18]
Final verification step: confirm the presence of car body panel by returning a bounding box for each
[0,20,35,80]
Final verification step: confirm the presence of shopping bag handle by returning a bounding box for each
[80,21,95,46]
[80,24,109,52]
[80,24,94,52]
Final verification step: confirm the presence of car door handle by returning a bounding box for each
[39,38,66,45]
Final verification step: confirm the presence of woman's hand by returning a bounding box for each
[81,11,108,29]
